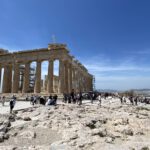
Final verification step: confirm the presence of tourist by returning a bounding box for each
[120,96,123,104]
[70,89,75,103]
[98,94,102,106]
[76,93,80,104]
[9,96,16,114]
[46,96,52,105]
[123,96,126,104]
[53,94,58,105]
[68,94,71,103]
[129,96,134,105]
[74,94,77,104]
[39,96,46,105]
[46,95,57,106]
[78,92,83,105]
[91,93,95,104]
[33,95,37,105]
[26,95,29,101]
[134,96,138,105]
[2,96,6,106]
[63,93,67,103]
[30,95,34,105]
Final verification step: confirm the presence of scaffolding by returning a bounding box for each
[19,65,36,92]
[93,75,96,91]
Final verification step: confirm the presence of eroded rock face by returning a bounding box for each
[0,99,150,150]
[0,115,12,143]
[19,131,36,139]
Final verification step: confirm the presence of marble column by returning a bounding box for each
[47,59,53,93]
[2,66,8,93]
[22,62,30,93]
[34,61,41,93]
[12,63,20,93]
[72,67,75,90]
[89,77,93,91]
[3,66,12,93]
[78,72,82,92]
[59,60,65,93]
[80,74,83,92]
[75,70,79,92]
[64,61,69,93]
[0,67,1,89]
[74,70,78,92]
[68,64,72,93]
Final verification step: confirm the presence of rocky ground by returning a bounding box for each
[0,98,150,150]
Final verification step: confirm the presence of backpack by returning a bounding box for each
[10,100,14,106]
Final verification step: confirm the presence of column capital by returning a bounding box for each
[48,58,54,62]
[36,60,42,63]
[24,61,31,65]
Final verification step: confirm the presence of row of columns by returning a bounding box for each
[0,59,93,94]
[0,67,1,89]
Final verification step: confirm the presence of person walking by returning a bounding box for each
[10,97,16,114]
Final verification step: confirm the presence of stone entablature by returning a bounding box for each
[0,43,93,94]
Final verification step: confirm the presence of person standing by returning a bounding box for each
[78,92,83,105]
[70,89,75,103]
[2,96,5,106]
[53,94,58,105]
[98,94,102,106]
[91,93,95,104]
[10,98,15,114]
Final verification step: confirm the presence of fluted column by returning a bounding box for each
[89,77,93,91]
[22,62,30,93]
[75,70,79,92]
[59,60,65,93]
[80,73,82,92]
[78,71,82,92]
[68,64,72,93]
[74,70,78,92]
[85,77,88,92]
[47,59,53,93]
[2,65,12,93]
[72,67,75,90]
[83,76,86,92]
[64,61,69,93]
[12,63,20,93]
[34,61,41,93]
[2,66,8,93]
[8,66,12,93]
[0,67,1,88]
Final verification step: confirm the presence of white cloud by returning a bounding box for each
[80,55,150,90]
[86,64,150,72]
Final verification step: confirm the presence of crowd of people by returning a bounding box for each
[119,95,150,105]
[0,90,149,114]
[26,94,58,106]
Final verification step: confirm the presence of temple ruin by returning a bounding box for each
[0,43,93,94]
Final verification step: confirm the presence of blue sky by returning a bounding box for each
[0,0,150,90]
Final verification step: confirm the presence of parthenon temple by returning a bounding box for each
[0,43,93,94]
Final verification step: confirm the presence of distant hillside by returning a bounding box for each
[96,89,119,93]
[133,89,150,92]
[133,89,150,96]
